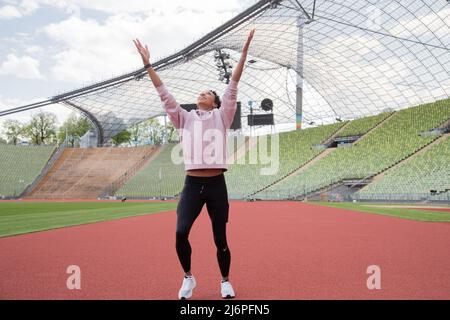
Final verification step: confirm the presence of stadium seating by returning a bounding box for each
[116,143,185,198]
[225,122,345,198]
[256,98,450,199]
[116,136,253,198]
[0,144,55,197]
[5,99,448,202]
[335,112,393,137]
[116,123,344,199]
[27,146,155,198]
[357,135,450,201]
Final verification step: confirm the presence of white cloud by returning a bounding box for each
[0,0,42,19]
[1,32,30,45]
[20,0,40,15]
[40,4,244,83]
[25,45,43,54]
[39,0,243,15]
[0,53,44,79]
[0,1,257,126]
[0,0,250,19]
[0,5,22,19]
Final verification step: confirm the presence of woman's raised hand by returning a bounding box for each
[133,38,150,65]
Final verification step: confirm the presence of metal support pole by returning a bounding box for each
[296,15,305,130]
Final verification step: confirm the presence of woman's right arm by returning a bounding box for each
[133,39,186,129]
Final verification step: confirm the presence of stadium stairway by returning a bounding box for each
[344,111,396,143]
[321,120,351,145]
[248,147,337,199]
[100,144,167,197]
[246,122,351,198]
[437,118,450,131]
[356,133,450,200]
[252,100,450,200]
[290,131,448,201]
[25,146,156,199]
[360,133,450,188]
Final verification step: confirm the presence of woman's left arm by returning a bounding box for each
[231,29,255,83]
[220,29,255,128]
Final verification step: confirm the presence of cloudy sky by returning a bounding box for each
[0,0,257,125]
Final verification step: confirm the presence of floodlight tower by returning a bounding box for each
[214,49,232,84]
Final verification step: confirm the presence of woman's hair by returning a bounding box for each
[210,90,221,108]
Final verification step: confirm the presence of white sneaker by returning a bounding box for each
[178,276,196,300]
[221,280,235,299]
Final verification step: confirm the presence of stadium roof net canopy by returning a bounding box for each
[1,0,449,145]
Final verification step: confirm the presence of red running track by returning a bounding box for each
[0,201,449,299]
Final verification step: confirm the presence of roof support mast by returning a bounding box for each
[293,0,315,129]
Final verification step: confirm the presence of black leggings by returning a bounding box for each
[176,173,231,278]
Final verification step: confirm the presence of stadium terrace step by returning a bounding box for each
[253,99,450,201]
[25,146,156,199]
[358,133,450,201]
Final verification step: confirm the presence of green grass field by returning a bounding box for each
[0,201,177,238]
[312,201,450,222]
[1,200,448,239]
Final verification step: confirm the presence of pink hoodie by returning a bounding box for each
[156,80,238,171]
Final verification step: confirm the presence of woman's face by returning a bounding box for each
[197,90,215,110]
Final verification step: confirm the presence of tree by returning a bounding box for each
[140,118,164,146]
[24,111,57,145]
[129,117,179,146]
[58,113,92,147]
[2,119,24,145]
[129,124,141,146]
[165,121,179,143]
[111,130,131,146]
